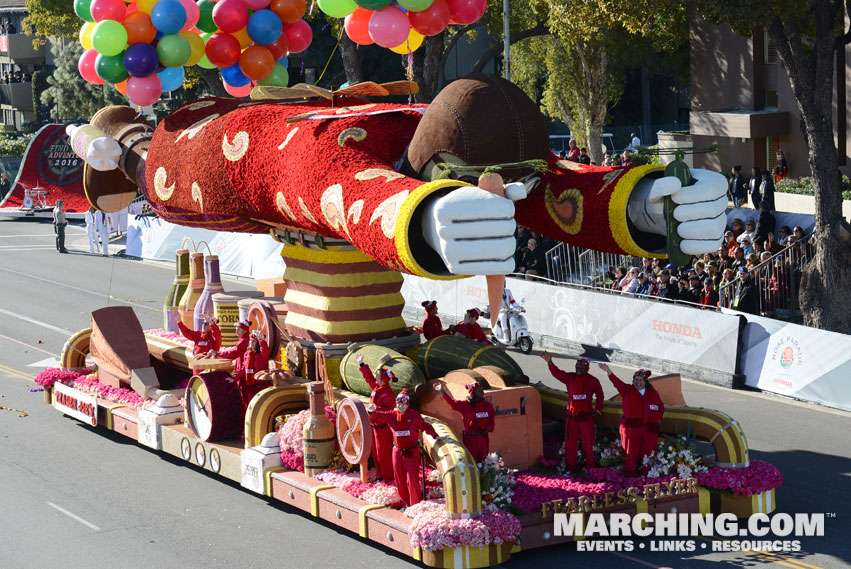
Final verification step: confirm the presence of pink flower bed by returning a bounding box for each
[696,460,783,496]
[34,368,155,411]
[278,406,339,473]
[315,470,403,507]
[34,368,92,388]
[405,500,521,552]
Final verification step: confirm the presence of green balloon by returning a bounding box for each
[197,54,216,69]
[398,0,434,11]
[354,0,391,10]
[318,0,358,18]
[157,34,191,68]
[196,0,218,33]
[95,52,128,83]
[74,0,94,23]
[257,63,289,87]
[91,20,128,57]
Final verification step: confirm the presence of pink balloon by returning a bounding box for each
[282,19,312,53]
[223,80,252,97]
[79,48,106,85]
[90,0,127,22]
[446,0,485,25]
[126,74,163,106]
[368,6,410,49]
[242,0,271,9]
[213,0,249,33]
[178,0,201,31]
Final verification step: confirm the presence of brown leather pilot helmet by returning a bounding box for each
[402,73,550,182]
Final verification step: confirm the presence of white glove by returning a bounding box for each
[421,186,517,275]
[627,169,727,255]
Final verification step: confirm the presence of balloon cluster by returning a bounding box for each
[75,0,306,105]
[325,0,485,53]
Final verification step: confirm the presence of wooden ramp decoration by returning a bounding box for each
[89,306,156,389]
[61,328,92,370]
[244,384,309,447]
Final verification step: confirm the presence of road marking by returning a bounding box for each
[607,551,666,568]
[0,334,59,357]
[46,502,101,531]
[27,357,60,368]
[0,246,58,250]
[696,536,823,569]
[0,362,33,381]
[0,266,161,313]
[0,234,62,238]
[0,307,74,335]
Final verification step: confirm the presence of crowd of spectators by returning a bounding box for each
[2,70,31,84]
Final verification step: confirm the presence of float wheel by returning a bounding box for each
[336,398,372,482]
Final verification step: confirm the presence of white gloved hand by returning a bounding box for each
[86,136,121,172]
[627,168,728,255]
[421,186,517,275]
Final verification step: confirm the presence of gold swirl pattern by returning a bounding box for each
[298,196,318,224]
[337,127,367,147]
[191,182,203,212]
[354,168,404,182]
[277,127,299,150]
[222,131,250,162]
[545,185,583,235]
[154,167,175,201]
[276,192,296,220]
[348,199,364,225]
[320,184,349,237]
[369,190,409,239]
[176,114,220,142]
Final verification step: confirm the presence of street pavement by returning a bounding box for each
[0,217,849,569]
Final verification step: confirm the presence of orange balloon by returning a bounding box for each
[123,11,157,45]
[270,0,306,24]
[239,45,274,80]
[232,26,252,49]
[114,78,128,95]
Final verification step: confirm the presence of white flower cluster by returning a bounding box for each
[641,434,708,479]
[479,452,517,511]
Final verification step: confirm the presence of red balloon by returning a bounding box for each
[446,0,485,25]
[282,19,312,53]
[409,0,450,36]
[223,80,253,97]
[344,7,373,46]
[205,32,242,67]
[239,45,274,80]
[91,0,127,22]
[265,33,289,60]
[212,0,249,33]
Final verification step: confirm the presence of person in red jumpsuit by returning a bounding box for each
[177,316,222,357]
[422,300,450,341]
[218,320,251,382]
[368,389,438,507]
[451,308,491,344]
[357,353,397,482]
[236,330,271,411]
[598,363,665,477]
[434,379,495,463]
[541,352,603,472]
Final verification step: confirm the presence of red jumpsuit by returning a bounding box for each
[439,392,495,463]
[548,363,603,471]
[359,363,396,482]
[218,334,249,380]
[236,340,270,410]
[177,321,222,356]
[422,313,449,341]
[605,372,665,476]
[370,408,438,507]
[452,322,490,344]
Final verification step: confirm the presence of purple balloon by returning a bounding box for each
[124,42,160,78]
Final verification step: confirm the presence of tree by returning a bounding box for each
[23,0,79,48]
[41,41,127,121]
[693,0,851,333]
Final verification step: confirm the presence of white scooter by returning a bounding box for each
[488,300,533,354]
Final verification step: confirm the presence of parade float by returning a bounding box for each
[33,2,783,562]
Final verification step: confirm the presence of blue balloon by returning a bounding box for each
[276,55,288,68]
[158,66,185,92]
[246,10,283,46]
[151,0,187,35]
[221,62,250,87]
[124,42,159,78]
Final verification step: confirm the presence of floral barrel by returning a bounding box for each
[415,542,514,569]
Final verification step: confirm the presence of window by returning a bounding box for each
[765,90,778,107]
[766,136,776,171]
[764,30,778,64]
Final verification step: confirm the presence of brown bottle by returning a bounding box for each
[302,381,336,477]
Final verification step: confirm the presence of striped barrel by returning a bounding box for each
[213,291,264,347]
[163,248,189,333]
[415,336,524,380]
[338,345,425,400]
[281,245,406,343]
[178,252,205,328]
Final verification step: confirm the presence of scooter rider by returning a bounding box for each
[498,288,519,341]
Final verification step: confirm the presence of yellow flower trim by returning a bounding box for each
[280,244,372,265]
[393,179,472,281]
[608,165,668,259]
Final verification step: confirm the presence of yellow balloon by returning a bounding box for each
[232,27,252,50]
[180,31,205,66]
[137,0,158,14]
[390,29,424,55]
[79,22,95,51]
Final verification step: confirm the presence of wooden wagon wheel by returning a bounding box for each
[247,300,281,353]
[315,349,335,409]
[336,398,373,483]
